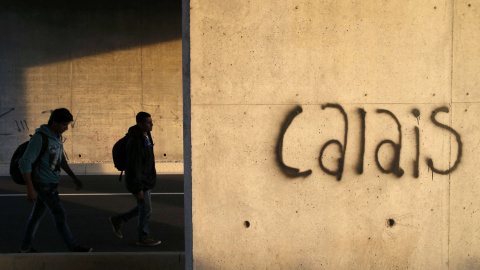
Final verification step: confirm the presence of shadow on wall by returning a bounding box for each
[0,0,181,67]
[0,0,182,162]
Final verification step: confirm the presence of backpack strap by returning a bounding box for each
[33,132,49,168]
[119,133,126,181]
[38,132,49,158]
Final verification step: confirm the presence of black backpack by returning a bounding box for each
[10,132,49,185]
[112,134,129,181]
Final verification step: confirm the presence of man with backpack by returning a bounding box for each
[110,112,160,246]
[18,108,92,253]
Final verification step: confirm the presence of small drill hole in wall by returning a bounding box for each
[79,155,82,158]
[244,221,250,228]
[164,153,167,157]
[387,219,395,227]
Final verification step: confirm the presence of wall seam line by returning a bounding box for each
[448,0,455,268]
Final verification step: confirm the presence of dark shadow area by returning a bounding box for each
[0,175,184,253]
[0,0,182,67]
[0,1,185,255]
[1,175,184,192]
[0,0,182,138]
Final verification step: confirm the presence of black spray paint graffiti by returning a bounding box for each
[0,108,50,135]
[276,104,463,180]
[374,109,404,177]
[427,107,462,174]
[356,109,366,175]
[15,120,29,132]
[276,106,313,178]
[0,108,15,118]
[319,104,347,181]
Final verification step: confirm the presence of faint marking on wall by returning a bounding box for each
[15,120,29,132]
[0,108,15,118]
[0,108,28,135]
[0,108,15,135]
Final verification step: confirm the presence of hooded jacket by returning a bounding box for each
[18,125,67,183]
[125,125,156,194]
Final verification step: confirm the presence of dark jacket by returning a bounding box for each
[125,125,156,194]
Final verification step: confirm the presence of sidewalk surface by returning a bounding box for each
[0,174,185,253]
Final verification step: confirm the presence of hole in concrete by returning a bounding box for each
[244,221,250,228]
[164,153,167,157]
[412,109,420,118]
[387,219,395,227]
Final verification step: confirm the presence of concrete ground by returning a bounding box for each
[0,174,185,269]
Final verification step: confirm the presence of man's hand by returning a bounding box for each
[26,185,37,203]
[61,164,83,191]
[136,190,144,200]
[23,173,36,203]
[73,178,83,191]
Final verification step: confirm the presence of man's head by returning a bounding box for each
[136,112,153,134]
[48,108,73,134]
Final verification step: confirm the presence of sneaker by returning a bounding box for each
[18,247,38,253]
[73,246,93,252]
[109,216,123,238]
[136,236,161,246]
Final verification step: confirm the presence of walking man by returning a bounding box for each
[110,112,160,246]
[18,108,92,253]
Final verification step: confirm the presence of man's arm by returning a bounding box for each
[19,134,43,203]
[23,173,36,202]
[61,163,83,191]
[125,137,144,196]
[136,190,144,200]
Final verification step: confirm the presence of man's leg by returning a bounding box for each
[110,202,140,238]
[19,196,47,252]
[117,204,140,222]
[39,183,78,251]
[138,189,152,238]
[136,189,160,246]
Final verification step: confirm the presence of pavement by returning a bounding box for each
[0,174,185,254]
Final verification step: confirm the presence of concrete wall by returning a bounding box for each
[188,0,479,269]
[0,1,183,175]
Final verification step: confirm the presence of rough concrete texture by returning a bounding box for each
[0,1,183,175]
[449,1,480,269]
[189,0,476,269]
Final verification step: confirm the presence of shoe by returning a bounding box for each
[73,246,93,252]
[136,236,161,246]
[18,247,38,253]
[109,216,123,238]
